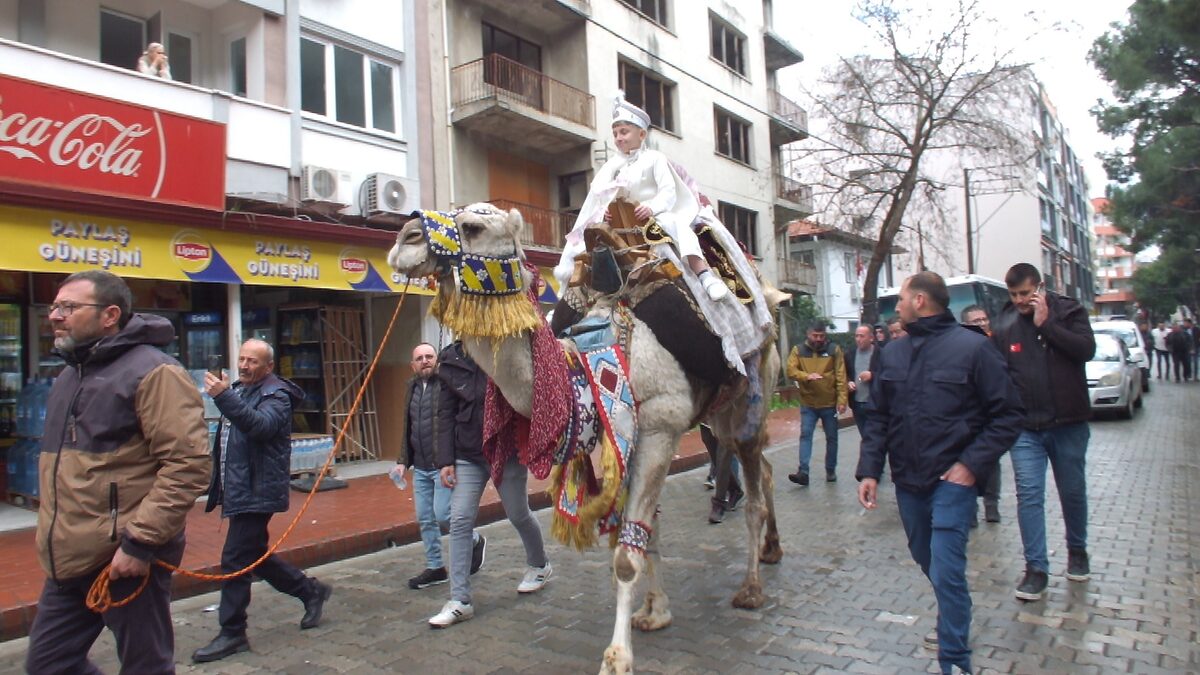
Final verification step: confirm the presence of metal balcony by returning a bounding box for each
[776,257,817,292]
[450,54,595,155]
[768,89,808,145]
[774,173,814,222]
[490,199,570,251]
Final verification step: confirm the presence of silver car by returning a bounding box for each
[1092,319,1151,392]
[1087,334,1144,419]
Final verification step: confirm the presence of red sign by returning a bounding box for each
[340,258,367,273]
[0,74,226,210]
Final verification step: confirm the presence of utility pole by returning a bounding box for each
[963,168,974,275]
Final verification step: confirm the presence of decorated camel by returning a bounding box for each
[388,203,783,674]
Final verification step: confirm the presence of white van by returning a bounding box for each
[1091,319,1151,392]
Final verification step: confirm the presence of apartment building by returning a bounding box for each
[425,0,812,283]
[785,220,900,332]
[1091,197,1134,316]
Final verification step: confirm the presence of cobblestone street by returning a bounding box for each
[2,381,1196,674]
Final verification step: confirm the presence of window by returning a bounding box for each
[300,37,397,133]
[709,14,745,75]
[482,23,541,71]
[714,108,751,164]
[844,252,856,283]
[167,33,193,84]
[619,61,675,133]
[795,250,815,266]
[100,9,146,72]
[719,202,758,256]
[229,38,247,97]
[620,0,668,26]
[482,24,543,108]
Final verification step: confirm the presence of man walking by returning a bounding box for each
[960,305,1002,525]
[1185,318,1199,380]
[992,263,1096,601]
[845,325,880,441]
[1167,322,1192,382]
[786,323,847,485]
[26,271,210,674]
[1150,321,1171,379]
[700,423,744,524]
[857,272,1023,675]
[192,339,333,663]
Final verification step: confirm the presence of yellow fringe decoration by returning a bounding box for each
[429,282,541,340]
[546,431,626,551]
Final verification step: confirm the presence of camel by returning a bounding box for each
[388,203,783,674]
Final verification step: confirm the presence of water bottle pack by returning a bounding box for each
[290,436,335,473]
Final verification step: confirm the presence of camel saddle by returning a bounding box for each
[568,199,681,293]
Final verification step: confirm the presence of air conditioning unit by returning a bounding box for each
[363,173,418,215]
[300,165,350,204]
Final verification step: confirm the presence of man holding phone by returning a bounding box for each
[992,263,1096,602]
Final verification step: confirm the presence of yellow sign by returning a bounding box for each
[0,205,435,295]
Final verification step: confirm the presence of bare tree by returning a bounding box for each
[794,0,1036,324]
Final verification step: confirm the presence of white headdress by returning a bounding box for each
[612,91,651,130]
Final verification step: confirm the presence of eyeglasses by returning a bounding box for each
[48,301,109,317]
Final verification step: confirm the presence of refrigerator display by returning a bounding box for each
[0,304,21,439]
[182,312,224,372]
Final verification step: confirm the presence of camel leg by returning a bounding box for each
[631,512,672,632]
[759,457,783,564]
[600,431,676,675]
[730,438,768,609]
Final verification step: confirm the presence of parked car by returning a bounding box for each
[1091,319,1151,392]
[1087,333,1144,419]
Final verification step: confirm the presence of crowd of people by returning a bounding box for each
[1149,319,1199,382]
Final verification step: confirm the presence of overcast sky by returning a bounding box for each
[777,0,1134,197]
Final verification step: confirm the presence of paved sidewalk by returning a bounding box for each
[2,382,1194,673]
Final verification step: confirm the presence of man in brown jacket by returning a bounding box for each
[785,323,848,486]
[26,270,210,675]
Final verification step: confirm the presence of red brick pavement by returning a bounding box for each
[0,407,817,641]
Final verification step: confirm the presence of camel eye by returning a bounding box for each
[461,222,484,238]
[402,228,424,244]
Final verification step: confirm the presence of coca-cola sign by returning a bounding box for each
[0,74,225,209]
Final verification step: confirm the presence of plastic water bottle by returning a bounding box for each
[389,464,407,490]
[7,438,25,494]
[25,439,39,497]
[33,379,48,438]
[15,379,31,437]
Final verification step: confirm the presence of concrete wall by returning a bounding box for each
[0,0,17,41]
[299,0,405,52]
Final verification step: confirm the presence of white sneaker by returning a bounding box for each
[428,600,474,628]
[517,563,553,594]
[701,272,730,301]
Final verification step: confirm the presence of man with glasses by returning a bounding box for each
[26,270,210,674]
[960,305,1001,525]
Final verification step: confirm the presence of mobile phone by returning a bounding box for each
[207,354,223,377]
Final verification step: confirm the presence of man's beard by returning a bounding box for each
[53,334,77,352]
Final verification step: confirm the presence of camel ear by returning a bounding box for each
[504,207,524,239]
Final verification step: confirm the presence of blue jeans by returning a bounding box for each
[1009,423,1090,573]
[798,406,839,474]
[412,467,451,569]
[895,481,976,675]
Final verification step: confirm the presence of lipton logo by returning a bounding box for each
[171,231,214,274]
[338,248,369,285]
[340,258,366,273]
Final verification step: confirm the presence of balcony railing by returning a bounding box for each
[775,173,813,211]
[451,54,594,129]
[769,89,808,132]
[490,199,571,250]
[777,257,818,288]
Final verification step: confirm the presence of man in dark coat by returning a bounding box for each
[1167,322,1193,382]
[857,272,1024,675]
[845,325,881,440]
[991,263,1096,602]
[193,339,332,663]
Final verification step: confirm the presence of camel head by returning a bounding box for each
[386,203,541,340]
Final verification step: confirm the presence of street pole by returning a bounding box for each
[963,168,974,275]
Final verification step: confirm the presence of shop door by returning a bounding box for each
[319,306,380,462]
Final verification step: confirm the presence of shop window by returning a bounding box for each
[300,36,397,133]
[719,202,758,256]
[710,13,746,76]
[100,9,146,73]
[715,107,751,164]
[620,0,668,27]
[230,37,247,97]
[619,61,675,133]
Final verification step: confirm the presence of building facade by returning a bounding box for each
[1091,197,1135,317]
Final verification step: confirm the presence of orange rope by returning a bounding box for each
[87,284,411,613]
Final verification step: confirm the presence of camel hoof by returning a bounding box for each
[760,539,783,565]
[600,645,632,675]
[732,582,765,609]
[631,608,673,632]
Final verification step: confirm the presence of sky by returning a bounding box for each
[776,0,1135,197]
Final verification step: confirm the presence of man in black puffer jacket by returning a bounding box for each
[857,272,1024,675]
[193,339,332,663]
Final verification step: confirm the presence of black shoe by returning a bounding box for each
[969,513,979,529]
[984,502,1001,523]
[192,633,250,663]
[301,579,332,629]
[726,485,745,512]
[826,470,837,483]
[470,534,487,575]
[1066,548,1090,582]
[787,471,810,486]
[708,498,727,524]
[1015,567,1049,601]
[408,567,449,590]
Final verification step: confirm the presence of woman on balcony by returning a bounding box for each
[137,42,172,80]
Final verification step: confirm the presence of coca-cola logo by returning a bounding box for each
[174,243,210,261]
[0,95,156,178]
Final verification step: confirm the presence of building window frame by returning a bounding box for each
[300,34,399,135]
[619,0,669,28]
[719,201,759,256]
[618,60,676,133]
[714,106,752,165]
[844,251,856,283]
[709,13,746,76]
